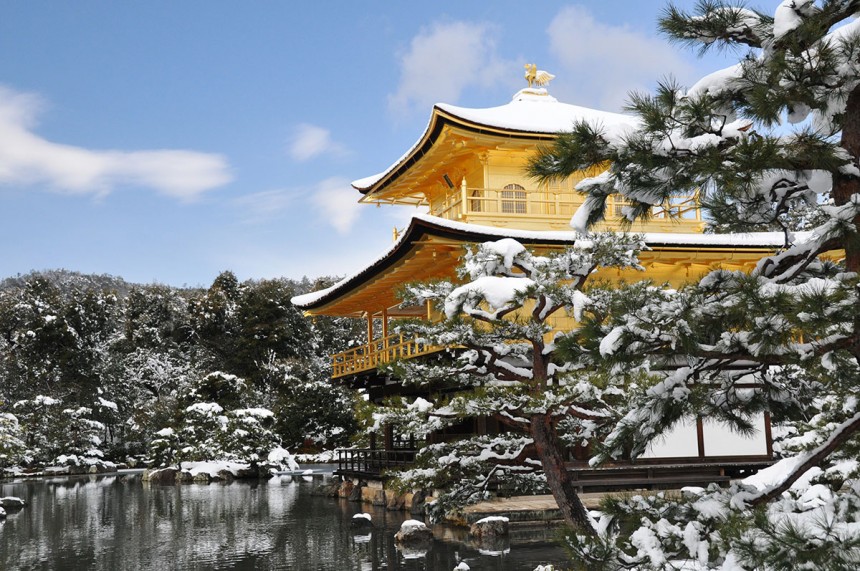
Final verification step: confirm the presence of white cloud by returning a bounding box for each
[288,123,348,162]
[310,177,363,234]
[233,189,295,223]
[388,21,512,115]
[0,85,232,200]
[546,6,695,111]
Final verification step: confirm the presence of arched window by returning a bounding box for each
[501,183,527,214]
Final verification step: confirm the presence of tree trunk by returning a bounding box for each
[834,84,860,274]
[529,412,595,534]
[834,84,860,361]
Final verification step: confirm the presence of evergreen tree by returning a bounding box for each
[188,270,242,367]
[378,235,643,530]
[525,1,860,567]
[230,279,314,385]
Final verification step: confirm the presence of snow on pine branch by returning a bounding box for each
[444,276,533,321]
[404,235,644,325]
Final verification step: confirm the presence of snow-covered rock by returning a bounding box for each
[351,512,372,529]
[142,467,179,484]
[454,562,470,571]
[267,446,300,472]
[394,519,433,544]
[0,497,26,510]
[469,515,509,539]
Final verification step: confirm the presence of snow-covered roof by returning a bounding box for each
[352,88,638,193]
[291,213,800,311]
[438,89,636,138]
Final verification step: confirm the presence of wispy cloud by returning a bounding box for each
[0,85,232,201]
[287,123,348,162]
[233,188,295,223]
[388,21,512,115]
[546,6,695,111]
[309,177,363,234]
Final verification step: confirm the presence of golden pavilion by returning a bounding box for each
[292,76,783,481]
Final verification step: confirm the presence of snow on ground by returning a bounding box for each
[180,461,251,478]
[294,449,337,464]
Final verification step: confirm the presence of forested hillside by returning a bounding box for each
[0,270,363,470]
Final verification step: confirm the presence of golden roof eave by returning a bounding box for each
[293,215,792,318]
[354,106,558,203]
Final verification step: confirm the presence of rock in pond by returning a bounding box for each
[0,497,26,510]
[351,513,372,530]
[142,467,179,484]
[469,515,509,539]
[394,519,432,544]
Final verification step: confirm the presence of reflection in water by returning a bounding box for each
[0,473,567,570]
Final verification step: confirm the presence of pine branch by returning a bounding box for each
[747,410,860,506]
[659,1,772,52]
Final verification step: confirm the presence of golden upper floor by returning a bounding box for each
[353,87,703,233]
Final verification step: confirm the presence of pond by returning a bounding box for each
[0,470,569,570]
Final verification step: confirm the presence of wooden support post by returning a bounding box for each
[384,424,394,451]
[460,176,468,217]
[381,307,389,343]
[696,416,705,458]
[366,312,374,345]
[476,416,488,436]
[764,411,774,458]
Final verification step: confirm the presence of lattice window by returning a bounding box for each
[501,183,527,214]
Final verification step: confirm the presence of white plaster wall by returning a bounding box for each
[640,417,699,458]
[702,414,768,457]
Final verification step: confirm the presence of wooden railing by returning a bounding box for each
[434,187,701,227]
[331,333,440,378]
[335,448,418,477]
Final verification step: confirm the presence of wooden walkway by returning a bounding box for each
[460,491,675,525]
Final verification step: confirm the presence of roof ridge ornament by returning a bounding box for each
[524,64,555,88]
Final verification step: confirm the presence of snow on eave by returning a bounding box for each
[290,224,413,309]
[643,231,805,248]
[352,92,638,195]
[290,213,796,311]
[351,109,439,193]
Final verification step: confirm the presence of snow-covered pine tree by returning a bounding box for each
[526,1,860,567]
[378,234,643,531]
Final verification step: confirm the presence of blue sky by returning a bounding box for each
[0,1,736,287]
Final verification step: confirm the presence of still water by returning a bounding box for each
[0,470,568,570]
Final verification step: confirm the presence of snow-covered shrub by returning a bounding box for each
[0,412,25,469]
[268,358,358,450]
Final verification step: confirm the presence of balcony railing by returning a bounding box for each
[335,448,418,477]
[331,333,440,378]
[434,187,701,228]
